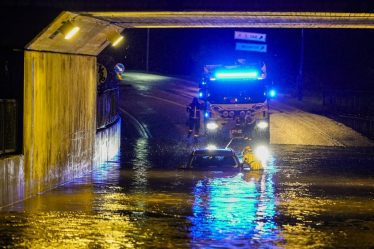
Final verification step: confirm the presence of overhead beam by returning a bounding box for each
[82,12,374,29]
[27,11,124,55]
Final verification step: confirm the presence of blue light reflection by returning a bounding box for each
[189,155,279,248]
[269,89,277,98]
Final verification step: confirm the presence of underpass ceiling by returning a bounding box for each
[1,0,374,12]
[26,10,374,55]
[82,12,374,29]
[26,11,123,56]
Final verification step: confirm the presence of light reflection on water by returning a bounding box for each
[189,155,281,248]
[132,138,151,193]
[2,138,374,248]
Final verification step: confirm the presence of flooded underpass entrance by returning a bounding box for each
[1,7,374,248]
[2,72,374,248]
[2,139,374,248]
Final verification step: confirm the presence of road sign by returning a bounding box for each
[235,42,267,53]
[114,63,125,74]
[234,31,266,42]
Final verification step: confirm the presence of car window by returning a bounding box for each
[190,155,238,169]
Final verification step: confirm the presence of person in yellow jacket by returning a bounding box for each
[242,146,263,170]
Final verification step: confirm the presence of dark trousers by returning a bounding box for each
[188,118,200,136]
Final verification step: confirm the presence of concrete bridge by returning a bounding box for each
[0,1,373,207]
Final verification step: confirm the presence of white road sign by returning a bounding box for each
[235,42,267,53]
[234,31,266,42]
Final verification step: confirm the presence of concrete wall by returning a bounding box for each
[0,155,24,208]
[23,51,97,196]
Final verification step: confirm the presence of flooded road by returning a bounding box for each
[1,73,374,248]
[1,139,374,248]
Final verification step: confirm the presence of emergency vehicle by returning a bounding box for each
[199,62,274,143]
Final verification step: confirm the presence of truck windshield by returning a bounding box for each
[207,80,267,104]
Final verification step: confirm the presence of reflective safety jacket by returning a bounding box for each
[243,151,263,170]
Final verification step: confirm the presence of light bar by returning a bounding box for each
[60,21,80,40]
[112,35,124,47]
[107,32,125,47]
[214,71,259,80]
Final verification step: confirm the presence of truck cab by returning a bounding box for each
[199,62,271,143]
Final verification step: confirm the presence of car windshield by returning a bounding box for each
[190,155,238,169]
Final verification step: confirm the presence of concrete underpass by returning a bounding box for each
[0,4,374,248]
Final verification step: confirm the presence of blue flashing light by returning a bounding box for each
[214,71,259,80]
[204,112,209,118]
[199,92,203,98]
[269,89,277,98]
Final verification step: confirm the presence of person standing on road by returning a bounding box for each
[186,97,202,138]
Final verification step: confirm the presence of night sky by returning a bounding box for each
[100,28,374,94]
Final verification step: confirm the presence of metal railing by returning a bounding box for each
[336,115,374,140]
[0,99,17,156]
[323,89,374,116]
[97,88,119,130]
[323,89,374,139]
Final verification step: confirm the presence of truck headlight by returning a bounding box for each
[256,120,269,129]
[254,145,270,162]
[206,144,217,150]
[207,122,218,130]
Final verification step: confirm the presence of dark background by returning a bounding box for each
[100,28,374,94]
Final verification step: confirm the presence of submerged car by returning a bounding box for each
[185,148,243,171]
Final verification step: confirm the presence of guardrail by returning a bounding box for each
[337,115,374,140]
[323,89,374,116]
[322,89,374,139]
[97,87,119,130]
[0,99,17,156]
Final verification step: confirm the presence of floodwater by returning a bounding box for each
[1,136,374,248]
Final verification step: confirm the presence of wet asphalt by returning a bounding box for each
[0,72,374,248]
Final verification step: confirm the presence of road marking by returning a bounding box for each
[271,102,345,147]
[118,107,152,138]
[140,94,187,108]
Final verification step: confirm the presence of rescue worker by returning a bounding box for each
[186,97,202,138]
[242,145,263,170]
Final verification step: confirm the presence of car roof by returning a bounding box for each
[192,148,236,156]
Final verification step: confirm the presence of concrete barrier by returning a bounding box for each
[0,155,24,208]
[24,51,97,197]
[0,99,17,156]
[94,118,121,166]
